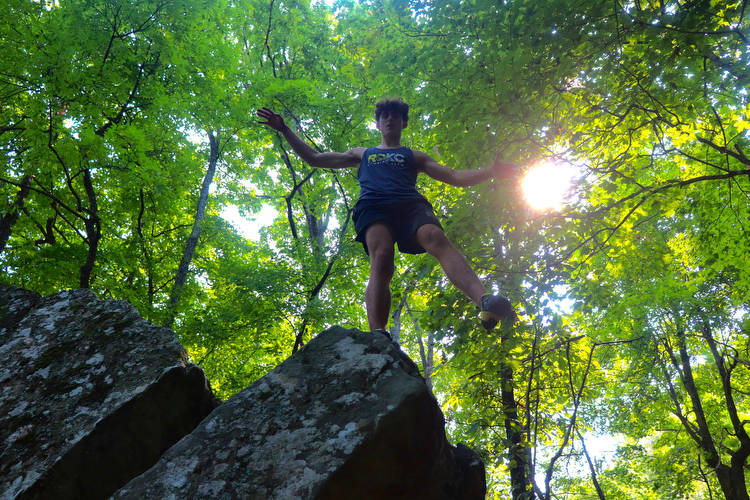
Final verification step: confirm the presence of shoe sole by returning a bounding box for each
[481,311,501,331]
[481,311,519,331]
[373,329,393,341]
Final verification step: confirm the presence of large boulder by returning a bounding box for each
[0,285,218,500]
[115,326,485,499]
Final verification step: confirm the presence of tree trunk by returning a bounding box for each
[164,131,220,328]
[499,361,534,499]
[0,175,31,254]
[390,290,407,345]
[714,464,750,500]
[79,168,100,288]
[577,427,606,500]
[702,322,750,500]
[665,319,749,500]
[137,189,155,315]
[406,300,434,393]
[290,207,353,353]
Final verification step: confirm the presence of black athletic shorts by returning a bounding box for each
[352,197,443,255]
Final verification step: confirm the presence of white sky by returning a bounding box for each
[221,204,278,241]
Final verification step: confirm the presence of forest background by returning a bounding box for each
[2,0,749,498]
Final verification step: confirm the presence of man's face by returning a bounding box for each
[376,110,406,134]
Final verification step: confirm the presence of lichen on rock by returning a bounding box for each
[115,326,485,499]
[1,284,484,499]
[0,285,218,500]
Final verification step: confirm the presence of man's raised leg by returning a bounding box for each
[415,224,486,306]
[364,223,395,331]
[416,223,515,329]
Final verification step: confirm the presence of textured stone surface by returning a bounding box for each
[0,284,218,500]
[115,326,485,499]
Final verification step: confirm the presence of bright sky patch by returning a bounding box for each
[521,161,575,211]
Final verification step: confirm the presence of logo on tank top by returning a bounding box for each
[368,152,406,167]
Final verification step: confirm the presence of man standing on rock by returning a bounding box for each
[257,98,518,337]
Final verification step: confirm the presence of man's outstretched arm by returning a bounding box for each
[257,107,363,169]
[414,150,521,187]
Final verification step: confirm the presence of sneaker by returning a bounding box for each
[373,328,393,341]
[479,294,516,331]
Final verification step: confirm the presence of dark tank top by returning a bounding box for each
[357,147,426,203]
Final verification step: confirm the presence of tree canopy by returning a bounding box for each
[2,0,748,498]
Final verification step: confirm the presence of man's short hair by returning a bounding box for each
[375,98,409,124]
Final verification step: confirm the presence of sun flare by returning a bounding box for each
[521,162,575,211]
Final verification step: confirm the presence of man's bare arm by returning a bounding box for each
[256,107,363,169]
[414,150,521,187]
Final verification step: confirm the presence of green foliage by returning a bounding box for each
[2,0,749,497]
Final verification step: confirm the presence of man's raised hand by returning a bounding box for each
[256,107,286,131]
[491,152,522,180]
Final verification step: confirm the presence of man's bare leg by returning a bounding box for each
[415,224,486,307]
[364,223,395,331]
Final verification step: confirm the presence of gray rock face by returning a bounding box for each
[115,326,485,499]
[1,285,484,499]
[0,285,218,500]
